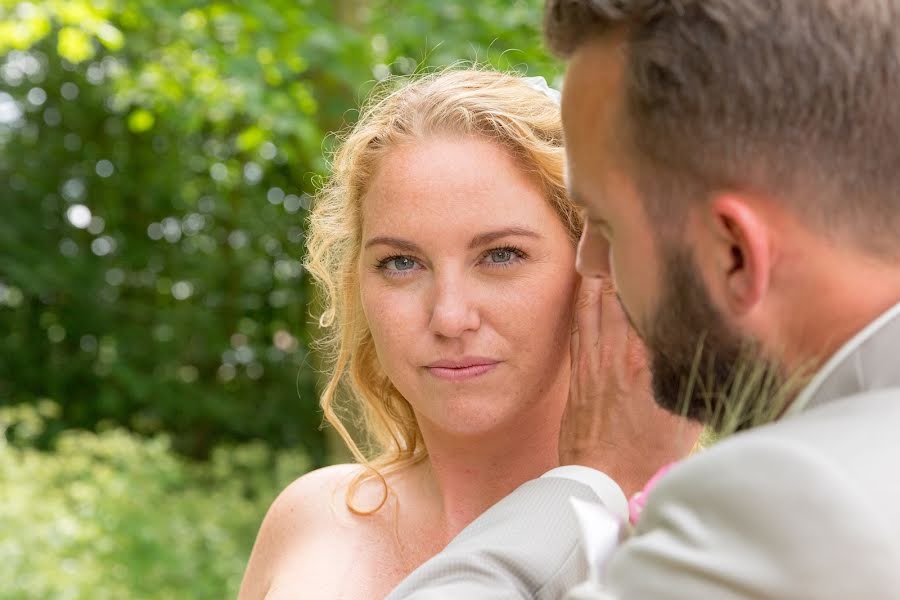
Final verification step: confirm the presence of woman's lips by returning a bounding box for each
[425,359,500,381]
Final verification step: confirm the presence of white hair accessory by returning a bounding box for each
[522,75,561,104]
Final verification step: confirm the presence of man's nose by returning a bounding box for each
[427,274,480,339]
[575,223,611,278]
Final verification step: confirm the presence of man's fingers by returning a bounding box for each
[597,278,631,347]
[574,275,605,354]
[571,274,652,392]
[573,275,639,376]
[625,321,651,375]
[570,277,582,365]
[570,322,580,368]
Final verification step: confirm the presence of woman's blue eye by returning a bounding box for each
[487,249,513,263]
[386,256,416,271]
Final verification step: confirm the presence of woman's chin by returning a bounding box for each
[416,403,533,440]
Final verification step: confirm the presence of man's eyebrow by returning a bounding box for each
[363,237,423,253]
[568,186,585,209]
[469,227,542,249]
[564,169,584,208]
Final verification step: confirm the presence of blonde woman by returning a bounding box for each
[239,69,586,599]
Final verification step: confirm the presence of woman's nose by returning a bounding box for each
[427,275,480,339]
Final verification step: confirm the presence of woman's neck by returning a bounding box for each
[412,402,563,543]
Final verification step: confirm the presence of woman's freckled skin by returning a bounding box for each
[358,136,578,438]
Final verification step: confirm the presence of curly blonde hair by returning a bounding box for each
[304,68,582,514]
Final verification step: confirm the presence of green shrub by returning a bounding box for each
[0,402,309,600]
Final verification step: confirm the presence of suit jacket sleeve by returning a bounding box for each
[385,476,606,600]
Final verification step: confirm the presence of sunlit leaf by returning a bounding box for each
[127,108,155,133]
[0,16,51,52]
[95,22,124,51]
[179,8,207,31]
[57,26,95,64]
[236,125,267,153]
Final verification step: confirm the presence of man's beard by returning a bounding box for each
[638,245,793,434]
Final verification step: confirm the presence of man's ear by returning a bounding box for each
[706,195,772,316]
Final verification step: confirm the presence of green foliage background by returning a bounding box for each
[0,0,559,597]
[2,402,310,599]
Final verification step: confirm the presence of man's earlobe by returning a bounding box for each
[710,195,771,315]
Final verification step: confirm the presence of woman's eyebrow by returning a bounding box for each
[363,237,422,252]
[469,227,542,249]
[363,228,542,252]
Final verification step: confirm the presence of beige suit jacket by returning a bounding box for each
[386,303,900,598]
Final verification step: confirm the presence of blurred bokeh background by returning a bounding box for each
[0,1,560,598]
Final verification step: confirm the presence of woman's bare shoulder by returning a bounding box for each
[237,464,366,599]
[275,463,362,514]
[240,462,430,599]
[260,463,368,546]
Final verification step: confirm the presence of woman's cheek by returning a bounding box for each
[366,287,419,368]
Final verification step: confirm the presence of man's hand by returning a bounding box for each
[560,276,702,498]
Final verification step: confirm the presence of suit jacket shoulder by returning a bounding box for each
[605,387,900,598]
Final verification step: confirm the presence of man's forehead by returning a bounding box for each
[562,38,626,136]
[561,36,631,207]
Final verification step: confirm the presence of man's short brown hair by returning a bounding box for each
[546,0,900,255]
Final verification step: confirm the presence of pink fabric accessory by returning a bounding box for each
[628,462,677,525]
